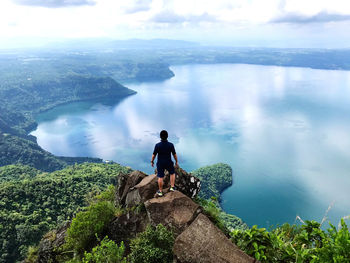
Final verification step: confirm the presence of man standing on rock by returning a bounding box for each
[151,130,179,197]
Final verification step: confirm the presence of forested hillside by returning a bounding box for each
[0,163,132,263]
[192,163,233,200]
[0,56,138,170]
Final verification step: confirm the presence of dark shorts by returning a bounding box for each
[157,162,175,178]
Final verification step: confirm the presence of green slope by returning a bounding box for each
[0,163,132,263]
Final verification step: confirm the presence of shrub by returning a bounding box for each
[64,201,116,255]
[80,236,126,263]
[194,197,229,234]
[128,224,174,263]
[313,219,350,262]
[88,185,116,204]
[231,219,350,263]
[231,225,270,261]
[25,245,39,263]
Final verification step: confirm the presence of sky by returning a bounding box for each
[1,0,350,48]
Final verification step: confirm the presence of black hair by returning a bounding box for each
[160,130,168,140]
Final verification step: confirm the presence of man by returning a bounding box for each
[151,130,178,197]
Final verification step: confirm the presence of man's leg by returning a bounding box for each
[157,164,165,193]
[158,177,164,192]
[170,173,175,188]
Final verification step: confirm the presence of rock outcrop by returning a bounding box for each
[115,170,148,206]
[106,209,149,252]
[166,167,201,198]
[36,167,255,263]
[173,213,255,263]
[116,167,201,208]
[37,222,70,263]
[125,173,159,207]
[145,191,202,235]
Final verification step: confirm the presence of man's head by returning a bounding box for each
[160,130,168,140]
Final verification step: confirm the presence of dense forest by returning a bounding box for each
[0,58,137,170]
[0,163,132,263]
[192,163,233,200]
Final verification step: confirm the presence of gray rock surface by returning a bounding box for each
[158,166,201,198]
[36,221,70,263]
[145,191,202,235]
[125,174,158,207]
[173,213,256,263]
[115,170,147,206]
[107,209,149,252]
[117,167,201,208]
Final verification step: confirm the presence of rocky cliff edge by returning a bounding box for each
[36,167,256,263]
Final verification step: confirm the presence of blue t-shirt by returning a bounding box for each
[153,140,176,164]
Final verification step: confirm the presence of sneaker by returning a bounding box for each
[169,186,176,192]
[156,190,163,197]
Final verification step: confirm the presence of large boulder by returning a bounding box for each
[144,191,201,235]
[115,170,148,206]
[125,174,158,207]
[173,213,256,263]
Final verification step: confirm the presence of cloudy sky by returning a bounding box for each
[1,0,350,48]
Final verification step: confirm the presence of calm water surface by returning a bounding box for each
[31,64,350,227]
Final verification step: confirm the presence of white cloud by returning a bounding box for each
[272,11,350,24]
[1,0,350,47]
[123,0,153,14]
[12,0,96,8]
[150,10,216,23]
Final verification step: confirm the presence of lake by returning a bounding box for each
[31,64,350,228]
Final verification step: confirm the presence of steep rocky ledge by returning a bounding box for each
[35,167,256,263]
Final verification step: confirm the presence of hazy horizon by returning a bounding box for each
[1,0,350,49]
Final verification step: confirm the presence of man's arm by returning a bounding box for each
[151,154,156,167]
[173,153,179,168]
[151,144,158,167]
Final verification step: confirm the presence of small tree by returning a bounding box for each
[81,236,126,263]
[64,201,116,255]
[129,224,174,263]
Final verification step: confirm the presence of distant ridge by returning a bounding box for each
[45,38,199,51]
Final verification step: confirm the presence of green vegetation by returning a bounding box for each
[62,182,125,257]
[231,219,350,262]
[0,163,131,263]
[0,164,39,182]
[0,50,138,170]
[0,73,133,171]
[25,245,39,263]
[192,163,232,199]
[220,210,248,231]
[33,183,173,263]
[192,163,247,230]
[79,237,126,263]
[14,161,348,263]
[195,197,247,233]
[129,224,175,263]
[0,133,68,171]
[195,197,228,233]
[64,201,117,255]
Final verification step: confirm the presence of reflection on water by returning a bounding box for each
[31,64,350,227]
